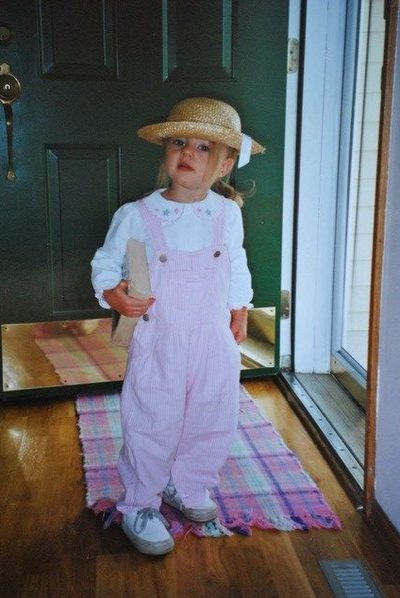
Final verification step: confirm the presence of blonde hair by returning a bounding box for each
[157,141,246,207]
[207,144,244,207]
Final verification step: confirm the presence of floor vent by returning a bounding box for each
[319,560,384,597]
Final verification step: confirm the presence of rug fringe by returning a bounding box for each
[91,499,341,540]
[92,499,122,528]
[221,512,341,532]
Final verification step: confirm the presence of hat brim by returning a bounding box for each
[137,120,265,155]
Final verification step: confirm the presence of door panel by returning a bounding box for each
[164,0,234,81]
[46,145,120,317]
[0,0,288,398]
[39,0,118,80]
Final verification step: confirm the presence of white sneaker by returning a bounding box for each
[121,508,174,555]
[162,480,218,523]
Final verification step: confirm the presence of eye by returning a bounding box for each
[198,143,211,152]
[169,137,186,148]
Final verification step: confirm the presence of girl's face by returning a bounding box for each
[163,137,235,201]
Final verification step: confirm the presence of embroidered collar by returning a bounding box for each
[144,190,222,222]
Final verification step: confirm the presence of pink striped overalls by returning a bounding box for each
[117,198,241,514]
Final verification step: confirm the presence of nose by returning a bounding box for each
[181,144,194,157]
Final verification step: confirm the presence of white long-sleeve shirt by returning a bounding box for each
[91,189,253,309]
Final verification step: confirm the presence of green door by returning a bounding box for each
[0,0,288,399]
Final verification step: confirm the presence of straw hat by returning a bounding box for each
[137,97,266,156]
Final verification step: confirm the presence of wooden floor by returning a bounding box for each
[1,378,399,598]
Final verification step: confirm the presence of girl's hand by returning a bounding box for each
[103,280,155,318]
[230,307,248,344]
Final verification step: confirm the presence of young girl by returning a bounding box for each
[91,97,265,555]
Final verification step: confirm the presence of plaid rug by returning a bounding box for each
[34,319,127,385]
[76,388,341,537]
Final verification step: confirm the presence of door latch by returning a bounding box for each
[0,63,21,181]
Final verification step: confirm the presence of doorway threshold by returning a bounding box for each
[279,372,365,492]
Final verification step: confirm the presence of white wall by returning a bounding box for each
[375,5,400,533]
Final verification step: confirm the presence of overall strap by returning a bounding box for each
[138,200,167,251]
[211,199,226,246]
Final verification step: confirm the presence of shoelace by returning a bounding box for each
[133,507,169,533]
[165,477,176,494]
[164,479,183,507]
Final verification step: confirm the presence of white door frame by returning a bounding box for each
[291,0,347,373]
[280,0,301,368]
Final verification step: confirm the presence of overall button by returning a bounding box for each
[213,250,221,258]
[159,254,168,263]
[143,313,150,321]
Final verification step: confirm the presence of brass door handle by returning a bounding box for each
[0,63,21,181]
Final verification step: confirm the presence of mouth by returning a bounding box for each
[177,162,194,171]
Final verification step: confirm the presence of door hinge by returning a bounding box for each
[280,354,292,370]
[281,290,290,319]
[287,38,299,73]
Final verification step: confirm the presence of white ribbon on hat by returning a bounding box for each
[238,133,252,168]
